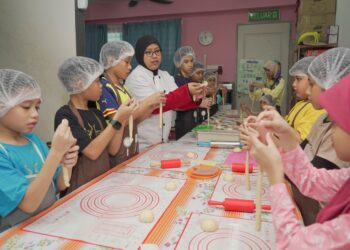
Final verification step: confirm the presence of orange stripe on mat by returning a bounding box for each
[224,210,242,218]
[61,241,84,250]
[143,179,197,244]
[0,227,24,246]
[203,147,217,160]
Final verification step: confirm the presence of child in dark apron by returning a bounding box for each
[55,56,138,194]
[173,46,197,139]
[98,41,166,166]
[196,71,218,124]
[190,63,214,125]
[173,47,212,139]
[0,69,78,232]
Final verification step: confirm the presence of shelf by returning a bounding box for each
[296,44,337,59]
[296,44,336,50]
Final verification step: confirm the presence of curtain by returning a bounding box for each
[123,19,181,75]
[85,24,107,61]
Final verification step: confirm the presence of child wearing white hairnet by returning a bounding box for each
[174,46,196,87]
[290,48,350,225]
[249,60,285,113]
[0,69,78,232]
[174,46,197,139]
[191,61,205,83]
[297,48,350,170]
[54,56,138,194]
[240,94,276,116]
[191,62,212,124]
[98,41,165,165]
[197,71,218,122]
[279,56,325,226]
[173,47,211,139]
[285,56,325,142]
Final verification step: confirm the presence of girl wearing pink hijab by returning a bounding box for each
[240,72,350,249]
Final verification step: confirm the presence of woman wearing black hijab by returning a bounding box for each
[125,35,205,151]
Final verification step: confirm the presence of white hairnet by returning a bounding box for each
[203,71,217,84]
[100,41,135,70]
[191,61,204,76]
[259,94,275,106]
[0,69,41,118]
[289,56,315,77]
[308,47,350,89]
[58,56,103,94]
[173,46,196,68]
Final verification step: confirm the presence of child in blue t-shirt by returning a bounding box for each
[0,69,78,232]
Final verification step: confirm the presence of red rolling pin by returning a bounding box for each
[208,198,271,213]
[150,159,191,169]
[231,163,253,173]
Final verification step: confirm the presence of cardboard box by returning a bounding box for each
[298,13,336,42]
[299,0,336,15]
[298,13,335,28]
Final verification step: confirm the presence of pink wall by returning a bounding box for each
[86,0,297,82]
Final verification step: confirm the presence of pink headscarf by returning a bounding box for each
[316,73,350,223]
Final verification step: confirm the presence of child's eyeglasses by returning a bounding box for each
[144,49,161,57]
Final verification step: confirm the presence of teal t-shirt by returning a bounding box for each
[0,133,61,217]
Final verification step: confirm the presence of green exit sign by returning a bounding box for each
[249,9,280,22]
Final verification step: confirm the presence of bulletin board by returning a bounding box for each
[237,59,265,94]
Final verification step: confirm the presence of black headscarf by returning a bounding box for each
[135,35,162,75]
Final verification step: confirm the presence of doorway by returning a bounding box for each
[236,22,291,114]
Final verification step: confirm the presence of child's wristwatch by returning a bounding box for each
[110,119,122,130]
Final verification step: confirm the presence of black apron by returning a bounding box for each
[65,102,110,194]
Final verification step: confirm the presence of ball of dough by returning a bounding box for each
[139,209,154,223]
[232,147,241,152]
[123,137,132,147]
[187,152,195,159]
[165,181,177,191]
[200,218,218,232]
[223,173,234,182]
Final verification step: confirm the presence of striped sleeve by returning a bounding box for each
[97,84,120,118]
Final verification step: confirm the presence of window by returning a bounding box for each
[107,24,123,42]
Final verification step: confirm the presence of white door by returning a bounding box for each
[236,22,291,114]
